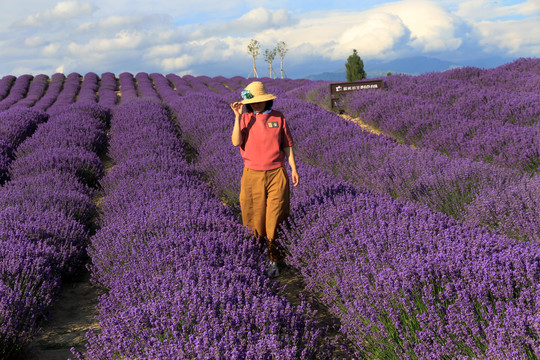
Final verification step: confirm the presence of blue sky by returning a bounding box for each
[0,0,538,78]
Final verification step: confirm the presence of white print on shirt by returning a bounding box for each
[267,122,278,128]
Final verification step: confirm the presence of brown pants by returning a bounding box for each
[239,166,290,261]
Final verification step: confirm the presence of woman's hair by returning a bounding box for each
[245,100,273,113]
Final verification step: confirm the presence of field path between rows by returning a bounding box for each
[340,113,417,150]
[339,114,383,135]
[23,270,101,360]
[23,153,115,360]
[273,266,357,358]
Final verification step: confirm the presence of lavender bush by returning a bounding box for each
[47,72,82,113]
[135,72,161,102]
[12,74,49,108]
[33,73,65,112]
[118,72,138,103]
[282,162,540,359]
[465,173,540,242]
[0,103,108,358]
[342,58,540,174]
[15,107,108,157]
[165,73,193,95]
[0,107,48,183]
[0,170,97,227]
[150,73,179,104]
[0,74,33,111]
[76,72,99,104]
[0,208,88,357]
[97,72,118,109]
[0,75,16,100]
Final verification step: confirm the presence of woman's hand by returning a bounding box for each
[230,102,243,117]
[291,169,299,187]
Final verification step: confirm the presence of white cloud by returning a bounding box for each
[48,1,94,19]
[456,0,540,20]
[76,21,93,31]
[374,0,463,52]
[97,14,171,32]
[98,15,140,29]
[231,7,296,30]
[187,7,298,38]
[68,31,144,55]
[18,1,95,27]
[146,44,183,58]
[336,13,410,58]
[161,55,195,71]
[43,43,60,56]
[25,35,46,47]
[476,17,540,54]
[243,1,464,61]
[0,0,538,77]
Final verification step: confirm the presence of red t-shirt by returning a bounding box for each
[240,110,294,170]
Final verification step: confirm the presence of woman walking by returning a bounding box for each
[230,81,299,278]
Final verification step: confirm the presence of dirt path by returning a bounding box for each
[273,265,358,358]
[22,154,114,360]
[340,113,417,150]
[23,269,101,360]
[339,114,383,135]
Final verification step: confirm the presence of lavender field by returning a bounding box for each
[0,58,539,359]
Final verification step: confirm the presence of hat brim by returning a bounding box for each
[241,94,277,104]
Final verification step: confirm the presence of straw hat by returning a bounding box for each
[240,81,277,104]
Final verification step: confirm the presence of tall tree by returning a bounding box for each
[345,49,367,82]
[264,47,277,79]
[276,41,288,79]
[247,39,260,78]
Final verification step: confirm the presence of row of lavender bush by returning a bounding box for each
[0,75,33,111]
[0,71,119,113]
[0,73,67,113]
[47,73,83,113]
[77,72,99,104]
[75,99,332,359]
[12,74,49,109]
[337,58,539,174]
[97,72,118,109]
[0,75,16,101]
[0,103,109,358]
[33,73,66,112]
[165,90,540,359]
[0,108,48,183]
[0,71,310,113]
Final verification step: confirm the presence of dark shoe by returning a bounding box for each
[267,261,279,278]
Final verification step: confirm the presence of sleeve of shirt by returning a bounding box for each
[281,114,294,148]
[240,113,249,148]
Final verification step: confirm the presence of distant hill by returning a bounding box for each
[305,55,514,81]
[305,69,346,81]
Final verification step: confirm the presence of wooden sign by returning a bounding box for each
[330,79,384,110]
